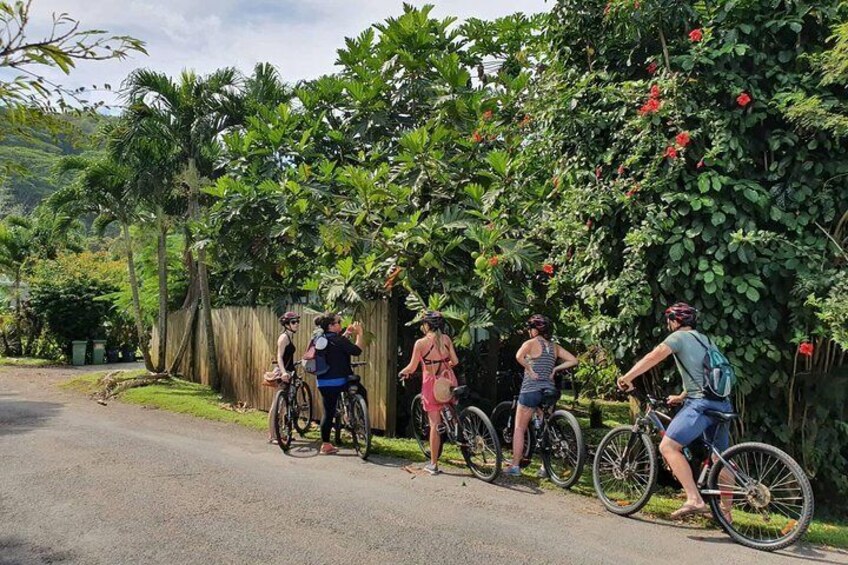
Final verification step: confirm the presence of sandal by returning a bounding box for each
[670,503,710,520]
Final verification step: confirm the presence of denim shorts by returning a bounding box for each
[665,398,733,452]
[518,388,558,409]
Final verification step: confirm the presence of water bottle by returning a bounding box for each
[532,413,543,430]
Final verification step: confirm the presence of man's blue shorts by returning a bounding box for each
[665,398,733,452]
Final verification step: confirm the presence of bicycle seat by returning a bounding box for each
[540,389,560,406]
[452,385,469,399]
[705,410,738,422]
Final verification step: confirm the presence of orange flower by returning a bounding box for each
[542,263,555,275]
[488,255,500,267]
[649,84,661,99]
[472,131,483,143]
[664,146,678,159]
[675,131,691,148]
[639,98,661,116]
[689,29,703,42]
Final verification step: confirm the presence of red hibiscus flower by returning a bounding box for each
[647,61,658,75]
[664,146,678,159]
[488,255,500,267]
[639,98,661,116]
[798,342,814,357]
[649,84,661,99]
[737,92,752,107]
[689,29,703,42]
[472,131,483,143]
[675,131,691,148]
[482,110,493,121]
[542,263,555,276]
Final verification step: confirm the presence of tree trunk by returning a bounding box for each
[155,207,168,373]
[186,158,219,390]
[121,221,155,372]
[168,298,198,375]
[12,268,22,356]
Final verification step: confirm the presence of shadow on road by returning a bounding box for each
[690,535,848,564]
[0,396,63,436]
[0,536,76,564]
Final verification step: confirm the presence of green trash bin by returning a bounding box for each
[92,339,107,365]
[71,340,87,366]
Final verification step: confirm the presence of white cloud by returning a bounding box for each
[19,0,549,110]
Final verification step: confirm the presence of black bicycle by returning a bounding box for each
[491,370,585,488]
[405,375,502,483]
[592,389,814,551]
[332,361,371,460]
[271,361,314,453]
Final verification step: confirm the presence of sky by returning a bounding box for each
[20,0,551,110]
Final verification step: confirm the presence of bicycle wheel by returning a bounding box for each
[706,442,814,551]
[349,394,371,460]
[592,425,657,515]
[541,410,585,489]
[459,406,502,483]
[293,381,313,435]
[272,389,293,453]
[490,401,534,468]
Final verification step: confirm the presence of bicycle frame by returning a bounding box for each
[629,395,754,497]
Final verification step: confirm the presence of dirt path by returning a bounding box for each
[0,366,844,564]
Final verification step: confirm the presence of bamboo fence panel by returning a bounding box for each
[152,302,398,433]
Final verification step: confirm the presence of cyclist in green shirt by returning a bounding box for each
[617,302,733,519]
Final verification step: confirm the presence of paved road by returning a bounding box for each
[1,367,845,565]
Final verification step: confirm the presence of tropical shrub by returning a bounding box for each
[530,0,848,499]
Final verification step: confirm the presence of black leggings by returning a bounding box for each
[319,386,343,443]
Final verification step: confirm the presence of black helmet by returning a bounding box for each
[526,314,552,338]
[664,302,697,327]
[421,310,446,331]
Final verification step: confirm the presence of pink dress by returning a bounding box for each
[420,337,458,413]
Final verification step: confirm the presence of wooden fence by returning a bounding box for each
[151,302,399,434]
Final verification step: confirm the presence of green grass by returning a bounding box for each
[61,370,848,549]
[0,356,62,367]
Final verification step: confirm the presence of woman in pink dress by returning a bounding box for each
[399,311,459,475]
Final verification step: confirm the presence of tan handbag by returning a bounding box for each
[433,374,454,403]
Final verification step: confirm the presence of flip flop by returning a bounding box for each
[670,503,710,520]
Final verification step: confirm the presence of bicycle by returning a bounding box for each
[271,361,314,453]
[490,370,586,488]
[332,361,371,460]
[404,374,502,483]
[592,388,814,551]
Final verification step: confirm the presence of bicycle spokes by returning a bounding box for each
[596,431,653,506]
[712,447,811,547]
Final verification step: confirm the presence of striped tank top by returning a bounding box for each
[521,337,557,394]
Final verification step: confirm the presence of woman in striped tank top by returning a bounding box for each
[505,314,578,477]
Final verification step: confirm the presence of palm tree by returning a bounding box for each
[120,67,244,388]
[53,156,155,372]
